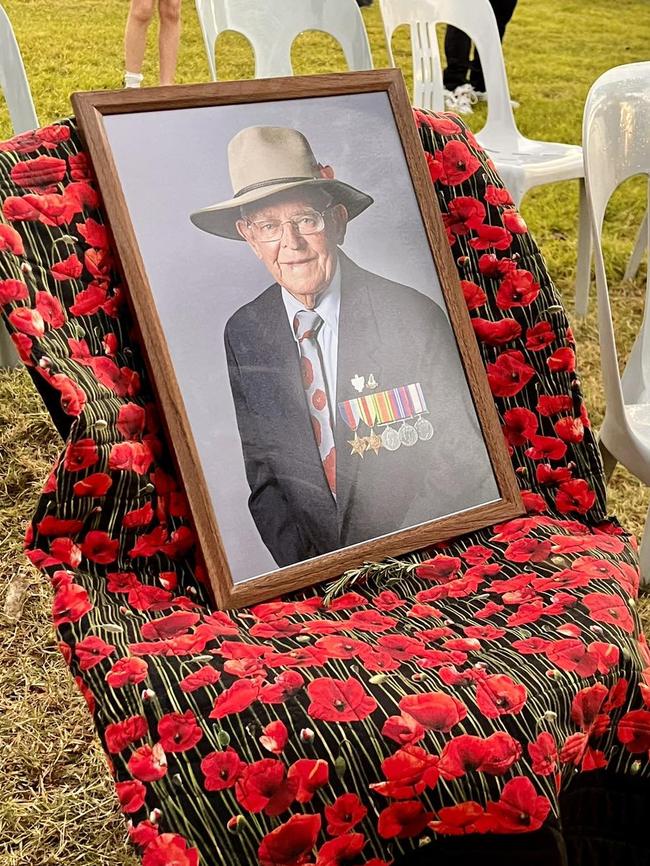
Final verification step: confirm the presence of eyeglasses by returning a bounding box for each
[245,206,333,243]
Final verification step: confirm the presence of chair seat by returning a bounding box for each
[479,135,584,185]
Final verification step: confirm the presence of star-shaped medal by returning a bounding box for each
[348,435,366,457]
[366,432,382,455]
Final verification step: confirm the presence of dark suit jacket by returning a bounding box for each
[224,252,497,567]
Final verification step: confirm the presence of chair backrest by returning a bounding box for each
[194,0,373,81]
[0,5,38,134]
[583,62,650,417]
[379,0,518,147]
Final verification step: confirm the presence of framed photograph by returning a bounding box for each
[72,70,522,610]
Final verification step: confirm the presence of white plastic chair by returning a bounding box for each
[194,0,373,80]
[0,4,38,369]
[583,61,650,585]
[624,210,648,282]
[378,0,592,317]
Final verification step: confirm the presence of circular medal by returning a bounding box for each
[415,417,434,441]
[381,427,401,451]
[399,423,418,447]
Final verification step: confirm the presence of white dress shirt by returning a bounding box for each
[282,260,341,417]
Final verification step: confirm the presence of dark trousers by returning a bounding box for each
[443,0,518,91]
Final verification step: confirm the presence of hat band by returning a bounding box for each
[234,175,318,198]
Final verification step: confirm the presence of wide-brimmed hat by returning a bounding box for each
[189,125,374,240]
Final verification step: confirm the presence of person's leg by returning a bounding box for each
[124,0,156,87]
[158,0,182,85]
[443,25,472,91]
[469,0,518,95]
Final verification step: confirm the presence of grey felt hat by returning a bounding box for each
[189,125,374,240]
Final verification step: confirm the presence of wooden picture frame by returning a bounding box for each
[72,69,522,610]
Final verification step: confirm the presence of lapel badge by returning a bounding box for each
[367,373,378,389]
[351,373,364,393]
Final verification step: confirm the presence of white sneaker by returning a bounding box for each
[452,83,479,114]
[443,88,459,111]
[473,90,520,109]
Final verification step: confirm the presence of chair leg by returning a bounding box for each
[598,437,618,482]
[623,210,648,283]
[638,504,650,589]
[574,177,593,319]
[0,320,19,369]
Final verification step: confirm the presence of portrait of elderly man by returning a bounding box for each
[190,125,497,568]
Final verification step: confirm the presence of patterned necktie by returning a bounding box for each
[293,310,336,496]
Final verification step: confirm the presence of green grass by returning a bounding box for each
[0,1,649,864]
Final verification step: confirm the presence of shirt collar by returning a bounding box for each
[282,258,341,340]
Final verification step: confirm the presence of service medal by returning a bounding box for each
[366,430,382,455]
[399,423,418,447]
[381,427,401,451]
[415,417,434,441]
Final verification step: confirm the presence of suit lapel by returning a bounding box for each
[335,254,384,523]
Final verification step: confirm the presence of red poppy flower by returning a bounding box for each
[307,677,377,722]
[415,110,461,135]
[78,529,119,564]
[142,833,199,866]
[524,434,567,462]
[140,612,200,641]
[484,184,514,206]
[496,268,540,309]
[315,833,365,866]
[105,715,148,753]
[236,759,297,815]
[527,732,558,776]
[443,196,486,237]
[157,710,203,753]
[469,223,513,251]
[258,813,321,866]
[617,709,650,753]
[571,683,609,732]
[525,321,556,351]
[424,151,443,184]
[545,638,599,677]
[201,747,243,791]
[0,278,29,307]
[556,479,596,514]
[115,779,147,814]
[415,555,461,582]
[128,743,168,782]
[374,590,406,611]
[10,154,67,189]
[487,350,535,397]
[8,306,44,338]
[36,516,84,536]
[325,793,367,836]
[502,209,528,233]
[0,223,24,256]
[536,463,572,486]
[501,407,538,447]
[547,347,576,372]
[69,282,108,316]
[259,720,289,754]
[63,438,99,473]
[105,656,149,688]
[505,538,552,563]
[72,472,113,497]
[439,732,521,779]
[52,580,92,625]
[210,679,259,719]
[477,253,516,278]
[435,140,481,185]
[382,714,425,746]
[554,416,584,443]
[75,635,116,670]
[399,691,467,731]
[374,745,439,799]
[122,502,155,529]
[429,801,486,835]
[259,670,305,703]
[582,592,634,632]
[472,316,522,346]
[460,279,487,310]
[475,674,527,718]
[377,801,434,839]
[484,776,551,833]
[345,610,396,632]
[287,758,329,803]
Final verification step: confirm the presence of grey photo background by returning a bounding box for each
[104,91,490,584]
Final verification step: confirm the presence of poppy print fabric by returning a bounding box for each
[0,114,649,866]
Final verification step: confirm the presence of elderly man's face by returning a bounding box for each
[236,191,348,308]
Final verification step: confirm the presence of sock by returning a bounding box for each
[124,71,144,89]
